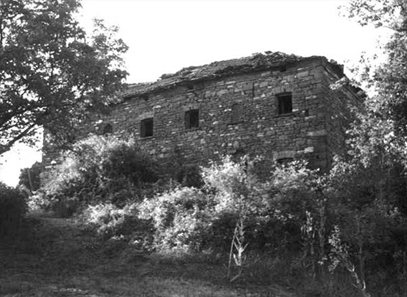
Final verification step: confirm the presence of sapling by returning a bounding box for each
[329,225,371,297]
[228,216,249,282]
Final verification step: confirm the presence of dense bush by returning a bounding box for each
[83,203,137,236]
[137,157,322,254]
[0,182,27,236]
[323,157,407,294]
[175,164,204,188]
[101,142,160,187]
[79,202,154,253]
[41,135,161,216]
[139,187,213,252]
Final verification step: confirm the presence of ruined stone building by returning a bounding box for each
[43,52,362,171]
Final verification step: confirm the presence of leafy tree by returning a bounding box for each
[344,0,407,30]
[18,161,44,192]
[322,3,407,294]
[0,0,128,155]
[344,0,407,136]
[341,0,407,212]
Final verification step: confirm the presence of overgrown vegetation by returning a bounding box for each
[0,182,27,237]
[25,136,407,295]
[36,135,161,216]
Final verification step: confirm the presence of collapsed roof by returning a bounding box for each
[121,51,343,99]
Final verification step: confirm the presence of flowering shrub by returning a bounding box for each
[82,203,137,236]
[139,187,212,252]
[204,157,322,251]
[137,157,322,253]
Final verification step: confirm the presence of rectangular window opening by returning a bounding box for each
[140,118,154,138]
[277,93,293,115]
[185,109,199,129]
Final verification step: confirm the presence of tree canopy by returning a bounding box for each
[0,0,128,155]
[344,0,407,137]
[339,0,407,213]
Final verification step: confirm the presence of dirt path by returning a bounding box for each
[0,212,296,297]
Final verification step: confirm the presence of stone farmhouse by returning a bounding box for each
[44,51,362,171]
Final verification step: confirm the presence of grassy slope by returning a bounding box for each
[0,212,296,297]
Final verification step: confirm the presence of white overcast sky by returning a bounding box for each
[0,0,387,186]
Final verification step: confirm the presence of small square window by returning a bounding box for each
[185,109,199,129]
[103,123,113,135]
[140,118,153,138]
[277,93,292,115]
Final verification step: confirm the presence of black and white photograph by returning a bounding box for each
[0,1,406,296]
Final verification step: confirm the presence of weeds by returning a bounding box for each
[228,216,248,282]
[329,225,370,297]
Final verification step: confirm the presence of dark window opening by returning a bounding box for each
[277,157,294,165]
[230,103,243,124]
[277,93,292,115]
[103,123,113,135]
[185,109,199,129]
[140,118,154,138]
[141,94,149,101]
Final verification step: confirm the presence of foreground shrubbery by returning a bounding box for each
[0,182,27,236]
[32,135,407,295]
[132,157,320,254]
[78,156,321,254]
[37,135,162,216]
[77,155,407,296]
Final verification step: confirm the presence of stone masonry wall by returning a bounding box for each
[76,56,360,172]
[322,67,361,168]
